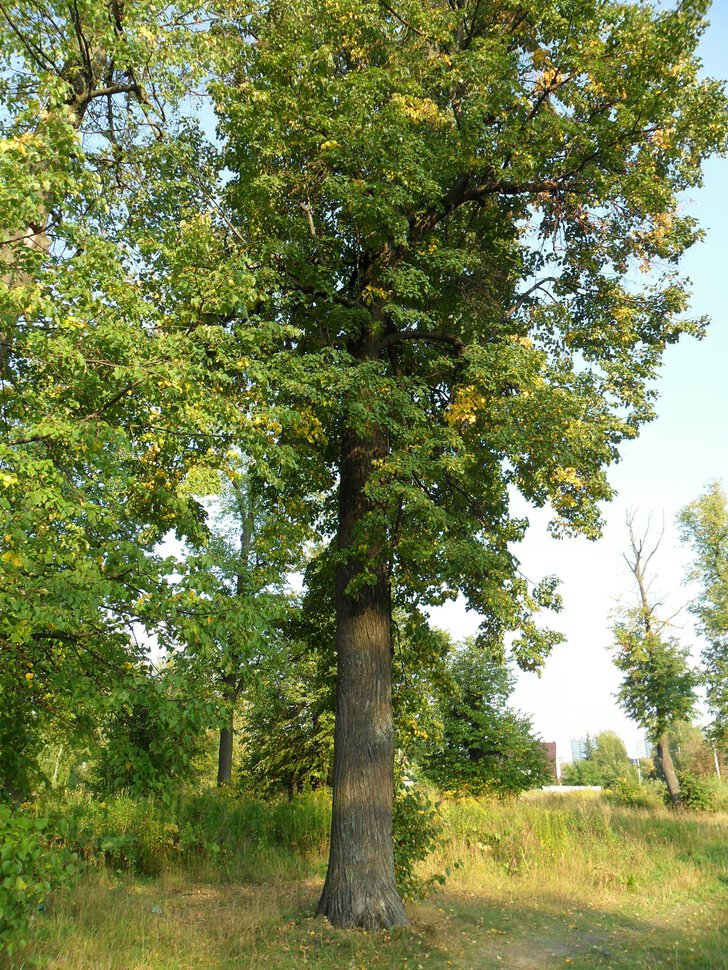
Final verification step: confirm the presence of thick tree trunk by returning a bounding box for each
[216,676,237,786]
[217,718,234,787]
[317,424,409,930]
[656,734,681,805]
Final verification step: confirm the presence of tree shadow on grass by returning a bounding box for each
[415,887,728,970]
[17,874,728,970]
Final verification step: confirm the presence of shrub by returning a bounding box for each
[38,789,333,878]
[0,805,78,957]
[91,670,211,797]
[422,644,552,797]
[561,760,604,786]
[677,773,716,812]
[393,785,446,899]
[606,777,667,810]
[36,786,454,894]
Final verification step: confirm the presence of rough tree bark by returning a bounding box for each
[216,675,237,786]
[656,734,681,806]
[317,420,410,929]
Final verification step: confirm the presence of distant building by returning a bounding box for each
[571,737,587,762]
[541,742,558,780]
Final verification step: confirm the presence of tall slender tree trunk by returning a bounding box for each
[217,675,237,786]
[656,734,681,805]
[317,423,409,929]
[217,482,254,787]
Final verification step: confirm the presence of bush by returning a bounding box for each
[605,777,667,810]
[393,785,446,899]
[561,760,604,786]
[422,644,552,797]
[36,786,454,895]
[92,670,211,798]
[677,773,716,812]
[0,805,78,957]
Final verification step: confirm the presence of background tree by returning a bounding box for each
[613,514,699,805]
[240,636,336,799]
[679,481,728,746]
[239,568,453,799]
[591,731,636,789]
[422,640,551,797]
[0,2,266,797]
[561,758,604,787]
[208,0,727,926]
[163,470,314,787]
[90,660,212,798]
[562,730,636,788]
[667,720,726,779]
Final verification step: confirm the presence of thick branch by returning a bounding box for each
[378,330,465,355]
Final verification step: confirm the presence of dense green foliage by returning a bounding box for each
[422,641,550,796]
[240,642,336,798]
[614,625,698,745]
[0,1,244,796]
[0,806,77,956]
[203,0,728,666]
[561,731,637,787]
[90,665,215,798]
[679,481,728,745]
[675,772,718,812]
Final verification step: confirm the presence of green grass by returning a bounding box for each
[11,792,728,970]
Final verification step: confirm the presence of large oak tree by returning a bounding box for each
[207,0,727,926]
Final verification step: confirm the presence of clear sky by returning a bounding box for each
[430,3,728,760]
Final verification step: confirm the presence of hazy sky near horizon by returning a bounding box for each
[430,4,728,760]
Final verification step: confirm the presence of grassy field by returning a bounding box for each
[12,793,728,970]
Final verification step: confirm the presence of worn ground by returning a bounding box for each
[17,868,727,970]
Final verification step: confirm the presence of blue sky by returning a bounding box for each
[431,3,728,760]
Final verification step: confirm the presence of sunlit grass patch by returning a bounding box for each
[13,793,728,970]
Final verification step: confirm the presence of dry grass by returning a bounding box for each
[12,795,728,970]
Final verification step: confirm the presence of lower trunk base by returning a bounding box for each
[317,878,410,930]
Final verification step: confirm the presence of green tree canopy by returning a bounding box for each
[0,2,257,796]
[679,481,728,745]
[205,0,726,922]
[422,640,551,796]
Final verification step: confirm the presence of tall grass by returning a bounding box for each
[424,793,728,906]
[36,786,728,902]
[12,790,728,970]
[39,789,332,881]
